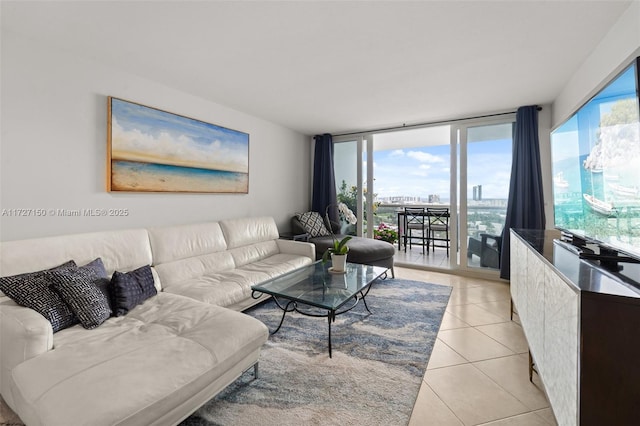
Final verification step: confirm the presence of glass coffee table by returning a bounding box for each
[251,261,388,358]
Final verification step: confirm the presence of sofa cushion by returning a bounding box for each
[154,251,236,290]
[47,261,112,329]
[219,216,280,249]
[0,261,79,332]
[162,253,312,307]
[110,265,157,317]
[10,293,269,426]
[148,222,228,265]
[228,240,280,268]
[296,211,331,237]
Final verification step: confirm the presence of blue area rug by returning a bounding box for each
[181,278,452,426]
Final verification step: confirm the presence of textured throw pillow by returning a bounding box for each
[0,260,79,332]
[80,258,113,312]
[47,259,112,329]
[110,265,157,317]
[296,211,331,237]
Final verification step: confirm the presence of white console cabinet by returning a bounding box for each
[510,229,640,426]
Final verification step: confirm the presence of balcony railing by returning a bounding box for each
[369,202,507,241]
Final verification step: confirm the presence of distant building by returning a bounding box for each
[384,196,420,204]
[468,198,508,207]
[428,194,440,203]
[473,185,482,201]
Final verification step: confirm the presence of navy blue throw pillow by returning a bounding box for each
[110,265,157,317]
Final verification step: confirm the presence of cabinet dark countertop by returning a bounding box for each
[512,228,640,299]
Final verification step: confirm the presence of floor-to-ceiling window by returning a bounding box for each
[460,122,513,271]
[333,137,364,236]
[333,114,514,277]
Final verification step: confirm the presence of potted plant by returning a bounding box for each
[322,202,357,272]
[322,235,352,271]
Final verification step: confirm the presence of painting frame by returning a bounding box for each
[107,97,250,193]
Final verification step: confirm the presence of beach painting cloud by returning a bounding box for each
[107,97,249,193]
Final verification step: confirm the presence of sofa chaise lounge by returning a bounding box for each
[291,215,395,278]
[0,216,315,426]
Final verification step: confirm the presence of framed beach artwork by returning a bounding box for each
[107,97,249,193]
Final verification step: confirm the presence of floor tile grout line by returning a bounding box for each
[438,298,551,414]
[426,338,470,370]
[436,318,533,413]
[450,290,512,300]
[472,322,527,355]
[465,318,518,361]
[470,357,552,412]
[421,380,468,426]
[474,411,550,426]
[424,362,531,426]
[462,361,537,421]
[470,299,511,321]
[532,408,556,425]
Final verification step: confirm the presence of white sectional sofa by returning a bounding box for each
[0,216,315,426]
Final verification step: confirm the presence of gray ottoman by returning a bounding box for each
[291,216,395,278]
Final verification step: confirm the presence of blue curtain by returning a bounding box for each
[312,134,337,221]
[500,106,546,279]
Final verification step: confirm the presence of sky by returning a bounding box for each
[334,125,513,201]
[373,144,450,199]
[372,139,512,200]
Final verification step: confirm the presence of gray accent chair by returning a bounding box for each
[291,216,395,278]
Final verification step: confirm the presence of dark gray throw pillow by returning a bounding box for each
[0,260,79,332]
[47,259,112,330]
[296,211,331,237]
[80,258,113,313]
[110,265,157,317]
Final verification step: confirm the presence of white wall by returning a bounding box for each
[546,1,639,229]
[0,32,311,241]
[552,1,640,128]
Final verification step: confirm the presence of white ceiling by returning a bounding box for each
[1,1,632,136]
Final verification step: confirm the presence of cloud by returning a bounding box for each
[410,169,430,177]
[389,149,405,157]
[407,151,445,163]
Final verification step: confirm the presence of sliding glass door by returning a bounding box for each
[333,116,514,275]
[370,126,452,262]
[459,122,513,271]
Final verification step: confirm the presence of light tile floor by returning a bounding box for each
[395,266,557,426]
[394,243,493,273]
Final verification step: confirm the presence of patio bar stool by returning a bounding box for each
[404,207,429,254]
[427,207,450,256]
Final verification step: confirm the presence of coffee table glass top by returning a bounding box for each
[251,261,387,311]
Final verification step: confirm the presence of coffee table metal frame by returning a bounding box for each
[251,261,387,358]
